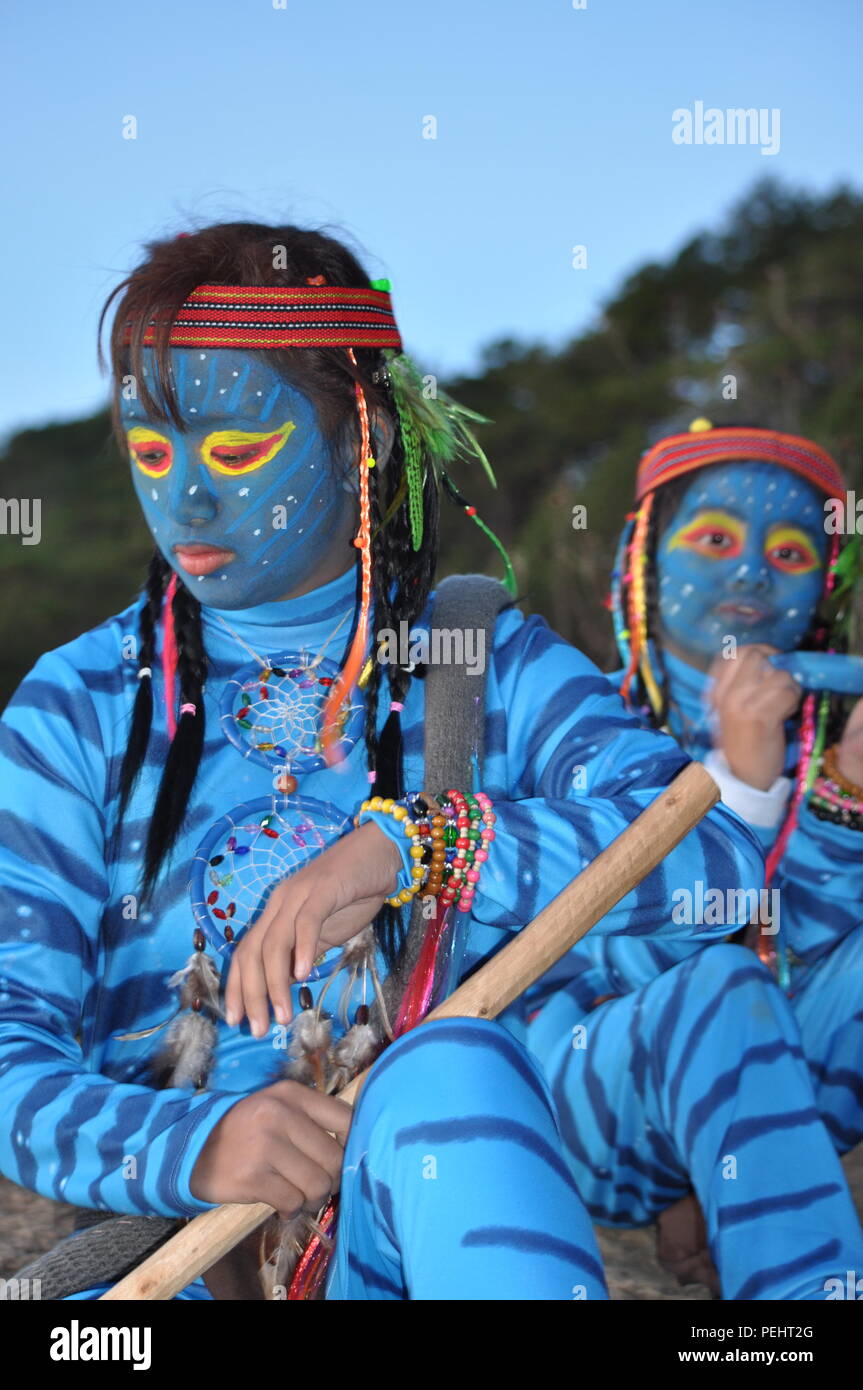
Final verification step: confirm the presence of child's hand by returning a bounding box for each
[708,643,802,790]
[190,1079,352,1218]
[224,820,403,1036]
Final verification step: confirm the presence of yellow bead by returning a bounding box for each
[689,417,713,433]
[399,888,414,904]
[392,805,407,821]
[410,845,425,859]
[381,797,395,813]
[370,796,383,812]
[412,865,425,880]
[404,821,418,837]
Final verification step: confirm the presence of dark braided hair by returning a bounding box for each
[102,223,441,954]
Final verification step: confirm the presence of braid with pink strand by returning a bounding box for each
[162,572,179,739]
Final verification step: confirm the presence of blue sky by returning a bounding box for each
[2,0,859,440]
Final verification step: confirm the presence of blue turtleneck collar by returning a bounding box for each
[661,647,714,754]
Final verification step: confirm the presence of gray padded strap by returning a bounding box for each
[421,573,513,792]
[10,1216,182,1300]
[381,573,513,1014]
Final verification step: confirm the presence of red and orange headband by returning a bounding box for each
[126,279,403,352]
[636,423,845,502]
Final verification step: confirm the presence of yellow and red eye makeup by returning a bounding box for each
[666,509,745,560]
[126,427,173,478]
[765,525,820,575]
[200,421,296,476]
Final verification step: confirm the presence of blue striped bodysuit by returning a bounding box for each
[1,567,853,1297]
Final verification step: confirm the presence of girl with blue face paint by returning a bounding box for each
[0,223,782,1301]
[545,419,863,1291]
[655,459,829,669]
[122,348,365,610]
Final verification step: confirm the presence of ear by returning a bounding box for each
[369,407,396,472]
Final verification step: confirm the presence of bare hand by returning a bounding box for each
[708,644,802,790]
[190,1080,352,1219]
[225,820,403,1035]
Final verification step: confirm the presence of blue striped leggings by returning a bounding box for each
[67,1018,606,1300]
[791,921,863,1154]
[326,1017,607,1300]
[527,942,863,1300]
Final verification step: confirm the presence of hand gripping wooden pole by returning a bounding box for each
[102,760,718,1300]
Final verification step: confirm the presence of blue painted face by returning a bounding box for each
[120,349,357,608]
[655,461,828,663]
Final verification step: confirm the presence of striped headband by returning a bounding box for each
[636,425,845,501]
[128,280,403,351]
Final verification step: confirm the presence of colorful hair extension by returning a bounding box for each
[764,532,844,893]
[440,470,517,597]
[610,515,636,671]
[162,572,179,739]
[389,378,426,550]
[620,493,661,708]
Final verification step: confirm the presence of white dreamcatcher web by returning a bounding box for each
[220,651,364,772]
[191,793,353,953]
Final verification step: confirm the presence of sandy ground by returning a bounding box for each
[2,1146,861,1298]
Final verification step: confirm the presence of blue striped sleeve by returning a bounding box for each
[0,647,244,1217]
[468,608,764,936]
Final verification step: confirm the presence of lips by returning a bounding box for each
[716,600,771,626]
[173,543,236,577]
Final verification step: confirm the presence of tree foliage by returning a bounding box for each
[2,179,861,704]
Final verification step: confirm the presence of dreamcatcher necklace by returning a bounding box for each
[183,604,413,1298]
[117,598,370,1049]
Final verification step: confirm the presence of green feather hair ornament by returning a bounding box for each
[368,279,515,593]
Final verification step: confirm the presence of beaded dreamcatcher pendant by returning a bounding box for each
[219,650,364,775]
[190,794,354,955]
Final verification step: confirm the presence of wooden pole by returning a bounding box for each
[102,760,718,1300]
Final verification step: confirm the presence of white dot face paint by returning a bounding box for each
[121,347,356,609]
[656,460,828,661]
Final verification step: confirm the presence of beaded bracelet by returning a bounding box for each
[356,794,429,906]
[821,744,863,800]
[808,744,863,829]
[436,788,496,914]
[809,775,863,831]
[356,788,496,909]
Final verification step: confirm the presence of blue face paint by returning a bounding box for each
[121,349,357,609]
[656,462,827,663]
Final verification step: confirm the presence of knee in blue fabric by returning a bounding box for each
[357,1017,558,1120]
[328,1017,609,1299]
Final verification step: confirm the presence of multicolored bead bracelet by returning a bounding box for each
[356,789,496,909]
[808,744,863,831]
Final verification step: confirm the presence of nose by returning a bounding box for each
[722,556,772,594]
[728,549,772,596]
[166,440,218,526]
